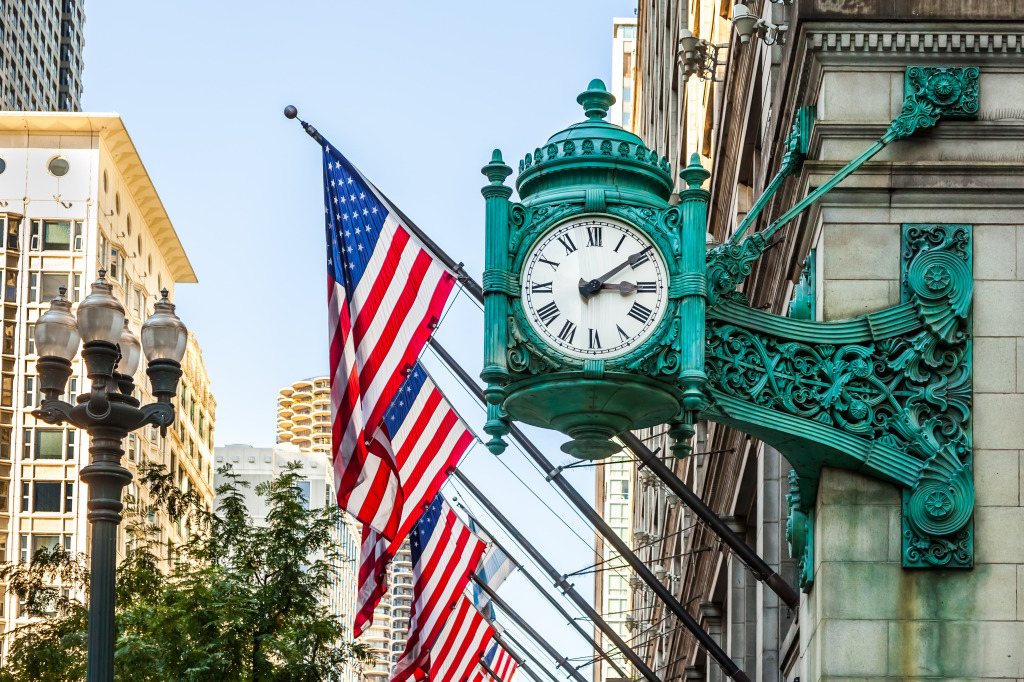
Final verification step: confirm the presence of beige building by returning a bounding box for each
[622,1,1024,680]
[277,376,331,456]
[0,0,85,112]
[0,112,214,627]
[609,18,637,131]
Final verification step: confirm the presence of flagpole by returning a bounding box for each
[453,475,651,682]
[489,632,550,682]
[431,340,750,682]
[496,630,565,682]
[479,656,507,682]
[618,432,800,609]
[472,575,590,682]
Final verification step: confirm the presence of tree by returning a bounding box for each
[0,462,373,681]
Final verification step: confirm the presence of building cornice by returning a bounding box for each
[0,112,197,283]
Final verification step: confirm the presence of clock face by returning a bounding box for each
[521,218,668,360]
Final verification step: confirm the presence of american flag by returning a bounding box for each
[391,496,487,682]
[480,641,518,682]
[353,364,475,636]
[322,143,456,536]
[427,596,496,682]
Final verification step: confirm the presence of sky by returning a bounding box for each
[83,0,639,677]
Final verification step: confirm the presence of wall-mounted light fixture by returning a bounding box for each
[678,29,728,82]
[733,3,789,45]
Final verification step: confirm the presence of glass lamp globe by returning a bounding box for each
[35,286,80,360]
[678,29,700,56]
[141,289,188,363]
[76,270,125,344]
[732,4,760,44]
[118,319,142,376]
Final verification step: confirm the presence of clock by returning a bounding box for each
[520,217,668,360]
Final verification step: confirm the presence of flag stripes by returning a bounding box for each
[428,597,496,682]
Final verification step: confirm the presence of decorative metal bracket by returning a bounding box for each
[700,67,980,576]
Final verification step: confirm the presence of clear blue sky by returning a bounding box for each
[83,0,638,676]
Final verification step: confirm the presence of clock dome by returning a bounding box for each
[514,79,675,204]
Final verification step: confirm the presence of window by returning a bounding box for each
[2,322,13,354]
[115,192,121,215]
[127,433,136,461]
[297,480,311,510]
[29,221,40,250]
[27,272,37,301]
[24,375,33,407]
[64,481,73,512]
[98,233,108,270]
[623,86,632,102]
[102,169,108,193]
[0,480,8,511]
[72,273,81,302]
[46,155,69,177]
[66,430,75,460]
[31,534,59,560]
[608,575,627,595]
[5,216,19,249]
[5,270,16,301]
[35,429,62,459]
[73,221,83,250]
[108,250,124,286]
[132,287,142,317]
[0,374,11,407]
[21,482,28,511]
[126,214,132,235]
[623,112,632,128]
[0,427,10,460]
[41,273,65,301]
[42,220,71,250]
[33,481,61,512]
[623,52,633,78]
[609,503,628,522]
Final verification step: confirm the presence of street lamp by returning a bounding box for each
[732,3,789,45]
[677,28,727,82]
[32,270,187,682]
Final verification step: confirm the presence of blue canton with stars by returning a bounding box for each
[381,363,429,439]
[323,143,390,294]
[408,494,445,567]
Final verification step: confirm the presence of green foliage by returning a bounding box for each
[0,462,373,681]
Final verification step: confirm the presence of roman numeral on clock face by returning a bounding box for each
[617,324,629,341]
[587,225,602,247]
[531,281,553,293]
[557,234,577,255]
[558,319,577,344]
[538,257,559,270]
[627,302,653,324]
[588,328,601,349]
[537,302,559,326]
[636,281,657,293]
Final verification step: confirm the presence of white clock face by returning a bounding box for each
[521,218,668,360]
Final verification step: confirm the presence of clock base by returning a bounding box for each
[503,372,680,461]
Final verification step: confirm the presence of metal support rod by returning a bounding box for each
[490,631,548,682]
[431,340,750,682]
[480,655,507,682]
[727,160,795,245]
[619,432,799,609]
[454,471,650,682]
[759,138,888,244]
[497,630,564,682]
[472,575,590,682]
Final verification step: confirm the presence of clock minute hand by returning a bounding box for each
[579,246,654,300]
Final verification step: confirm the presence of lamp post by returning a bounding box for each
[32,270,188,682]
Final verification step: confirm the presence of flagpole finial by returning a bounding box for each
[284,105,326,145]
[284,105,298,119]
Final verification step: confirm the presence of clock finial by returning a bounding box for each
[577,79,616,121]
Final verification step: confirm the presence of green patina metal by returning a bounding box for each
[482,67,978,570]
[787,250,815,320]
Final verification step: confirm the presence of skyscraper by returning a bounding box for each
[0,0,86,112]
[277,376,332,456]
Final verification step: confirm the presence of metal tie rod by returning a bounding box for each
[472,574,590,682]
[489,631,550,682]
[430,339,751,682]
[618,432,799,609]
[454,470,654,682]
[497,630,563,682]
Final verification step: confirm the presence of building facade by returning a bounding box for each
[0,112,213,630]
[277,376,332,456]
[0,0,85,112]
[609,18,638,131]
[620,1,1024,680]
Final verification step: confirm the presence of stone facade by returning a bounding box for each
[629,1,1024,680]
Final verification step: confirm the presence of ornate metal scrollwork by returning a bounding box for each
[704,224,973,574]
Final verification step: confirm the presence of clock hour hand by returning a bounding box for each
[597,281,637,294]
[578,245,654,300]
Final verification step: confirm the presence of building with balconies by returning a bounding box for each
[277,376,331,455]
